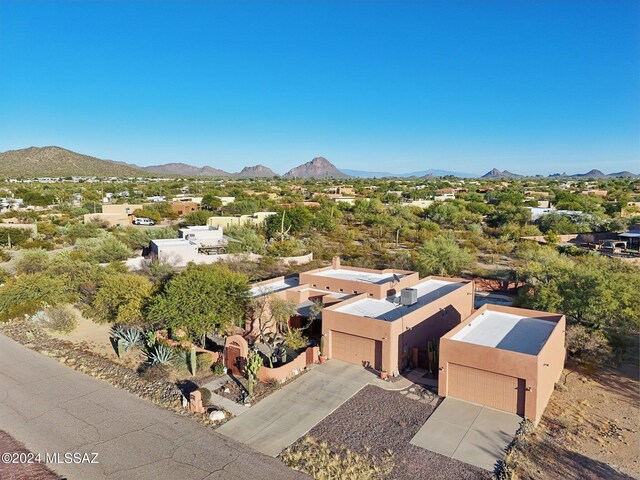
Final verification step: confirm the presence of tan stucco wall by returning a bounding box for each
[83,213,133,226]
[438,304,565,424]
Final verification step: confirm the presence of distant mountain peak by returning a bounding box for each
[142,162,231,177]
[236,165,278,178]
[482,168,523,179]
[283,157,350,179]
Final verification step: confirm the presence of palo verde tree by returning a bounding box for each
[90,273,154,325]
[416,235,475,277]
[147,263,250,345]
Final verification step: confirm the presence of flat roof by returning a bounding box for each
[151,239,194,247]
[333,279,465,321]
[250,277,299,298]
[311,268,405,285]
[451,310,556,355]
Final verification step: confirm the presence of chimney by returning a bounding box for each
[332,256,341,270]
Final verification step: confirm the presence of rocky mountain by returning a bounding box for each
[608,171,639,178]
[283,157,350,179]
[0,146,148,178]
[340,168,478,178]
[236,165,279,178]
[481,168,523,179]
[571,169,606,178]
[142,163,231,177]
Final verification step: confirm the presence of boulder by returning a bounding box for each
[209,410,226,422]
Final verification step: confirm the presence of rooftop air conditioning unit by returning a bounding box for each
[400,288,418,307]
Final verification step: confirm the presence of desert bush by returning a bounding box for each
[196,352,213,371]
[198,387,212,406]
[212,362,226,376]
[44,305,78,333]
[281,436,394,480]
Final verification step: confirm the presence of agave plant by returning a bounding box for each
[148,344,175,365]
[111,326,143,352]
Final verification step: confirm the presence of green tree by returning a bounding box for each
[182,210,212,226]
[201,194,223,211]
[147,264,249,344]
[90,273,154,325]
[416,235,475,276]
[0,273,75,321]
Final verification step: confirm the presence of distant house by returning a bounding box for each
[171,201,198,216]
[83,203,143,226]
[207,212,276,229]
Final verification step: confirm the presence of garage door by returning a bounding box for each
[448,363,525,415]
[331,332,382,370]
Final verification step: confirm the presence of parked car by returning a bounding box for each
[133,217,156,225]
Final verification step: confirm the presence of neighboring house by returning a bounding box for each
[439,304,565,425]
[171,201,198,216]
[178,225,227,250]
[207,211,276,229]
[83,203,143,226]
[216,196,235,206]
[146,195,167,203]
[527,206,585,221]
[150,238,199,264]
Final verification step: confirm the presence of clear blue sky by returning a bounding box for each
[1,1,638,175]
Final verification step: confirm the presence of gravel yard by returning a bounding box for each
[306,385,491,480]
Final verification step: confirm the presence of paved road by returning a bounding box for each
[410,397,521,471]
[0,335,306,480]
[217,360,373,457]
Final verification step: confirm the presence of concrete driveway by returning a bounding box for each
[410,397,521,471]
[0,334,305,480]
[217,360,372,457]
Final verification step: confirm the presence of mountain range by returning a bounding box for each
[0,146,637,179]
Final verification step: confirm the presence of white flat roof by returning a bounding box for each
[451,310,557,355]
[334,279,465,321]
[151,239,194,247]
[250,277,299,297]
[312,268,405,285]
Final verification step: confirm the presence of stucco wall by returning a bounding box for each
[322,278,474,374]
[257,346,319,383]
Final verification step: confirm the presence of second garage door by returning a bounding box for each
[448,363,525,415]
[331,332,382,370]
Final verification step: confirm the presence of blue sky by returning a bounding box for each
[0,1,638,175]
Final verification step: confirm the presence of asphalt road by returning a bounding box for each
[0,334,306,480]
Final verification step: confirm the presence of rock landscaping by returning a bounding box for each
[293,385,490,480]
[0,320,228,428]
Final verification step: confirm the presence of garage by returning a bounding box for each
[331,332,382,370]
[447,363,525,415]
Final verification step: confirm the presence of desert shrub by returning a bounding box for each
[212,362,226,375]
[0,273,74,322]
[281,436,394,480]
[0,248,10,262]
[22,239,55,250]
[172,346,190,370]
[198,387,212,406]
[283,328,308,350]
[196,352,213,371]
[44,305,78,333]
[76,236,133,263]
[15,249,50,275]
[138,363,171,382]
